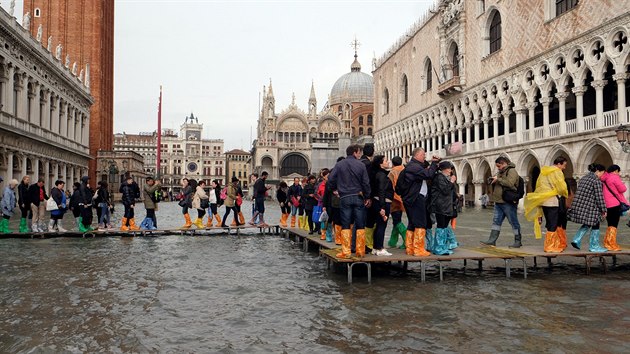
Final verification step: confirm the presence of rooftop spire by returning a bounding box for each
[267,78,274,97]
[309,80,316,103]
[350,36,362,72]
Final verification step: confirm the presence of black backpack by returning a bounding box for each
[503,175,525,203]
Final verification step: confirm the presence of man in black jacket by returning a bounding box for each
[27,177,47,232]
[400,148,440,257]
[78,176,94,232]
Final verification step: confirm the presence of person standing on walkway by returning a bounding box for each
[429,161,458,255]
[249,171,271,227]
[27,177,47,232]
[399,148,439,257]
[78,176,94,232]
[480,157,522,247]
[302,175,318,234]
[328,144,371,258]
[277,181,289,227]
[49,180,68,232]
[249,173,259,224]
[119,176,140,231]
[387,156,406,249]
[69,182,82,230]
[479,193,489,209]
[0,179,18,234]
[180,178,194,229]
[96,181,112,230]
[600,164,627,251]
[568,163,607,252]
[523,157,568,252]
[17,176,31,233]
[360,143,376,254]
[206,179,220,227]
[317,169,332,241]
[192,180,209,228]
[142,177,161,230]
[371,155,393,256]
[222,176,242,227]
[287,177,303,228]
[328,157,345,245]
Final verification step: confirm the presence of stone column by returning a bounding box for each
[21,155,27,178]
[59,101,67,137]
[451,129,456,144]
[67,107,75,140]
[540,97,552,138]
[62,163,67,186]
[17,75,27,120]
[491,114,500,147]
[573,86,586,132]
[592,80,607,127]
[69,165,75,185]
[613,74,629,123]
[474,118,480,151]
[458,182,465,205]
[465,123,471,147]
[515,107,526,143]
[44,160,50,189]
[30,82,40,125]
[50,95,60,134]
[556,92,569,134]
[33,158,39,180]
[82,115,89,146]
[3,65,15,114]
[6,152,14,182]
[41,89,50,130]
[503,111,512,144]
[457,126,463,143]
[474,181,483,208]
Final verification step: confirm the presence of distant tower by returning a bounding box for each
[264,79,275,118]
[24,0,115,182]
[308,81,317,119]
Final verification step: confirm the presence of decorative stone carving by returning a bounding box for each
[55,44,62,60]
[65,54,70,68]
[22,12,30,30]
[440,0,463,27]
[47,36,52,52]
[36,24,42,42]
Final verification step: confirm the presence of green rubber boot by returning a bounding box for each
[19,218,28,233]
[396,222,408,249]
[0,219,8,233]
[388,223,400,248]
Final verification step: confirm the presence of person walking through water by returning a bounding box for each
[78,176,94,232]
[17,176,31,233]
[222,176,242,227]
[179,178,195,229]
[141,177,161,230]
[277,181,289,227]
[27,177,47,232]
[600,164,627,251]
[192,180,209,229]
[287,177,303,228]
[387,156,407,249]
[49,180,68,232]
[328,144,371,258]
[429,161,458,255]
[0,179,18,234]
[206,180,221,227]
[96,181,113,230]
[524,157,568,252]
[119,176,140,231]
[302,175,317,234]
[249,171,271,227]
[480,157,522,247]
[568,163,608,252]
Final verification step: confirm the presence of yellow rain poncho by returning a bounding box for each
[523,166,568,239]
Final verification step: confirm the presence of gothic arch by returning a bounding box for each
[280,153,310,177]
[422,57,433,91]
[483,7,502,56]
[576,139,614,174]
[277,114,308,132]
[545,144,575,178]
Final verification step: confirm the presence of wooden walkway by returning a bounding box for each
[280,227,630,283]
[0,224,281,239]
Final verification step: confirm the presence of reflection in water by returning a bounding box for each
[1,202,630,352]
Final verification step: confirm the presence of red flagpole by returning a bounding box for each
[156,86,162,179]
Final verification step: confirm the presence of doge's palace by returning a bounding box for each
[373,0,630,207]
[0,7,91,187]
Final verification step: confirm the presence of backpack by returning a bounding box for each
[220,187,228,200]
[394,167,411,197]
[151,189,162,203]
[503,175,525,203]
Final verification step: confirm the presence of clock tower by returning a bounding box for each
[180,113,203,175]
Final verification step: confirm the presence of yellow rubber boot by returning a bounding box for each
[336,229,352,258]
[405,230,414,255]
[193,218,204,229]
[120,217,129,231]
[356,229,366,258]
[413,228,430,257]
[365,227,374,250]
[181,213,192,229]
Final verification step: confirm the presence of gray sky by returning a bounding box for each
[2,0,435,151]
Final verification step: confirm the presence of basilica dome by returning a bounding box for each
[329,54,374,105]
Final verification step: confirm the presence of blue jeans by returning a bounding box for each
[98,203,110,225]
[340,195,365,230]
[492,202,520,235]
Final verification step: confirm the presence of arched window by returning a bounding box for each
[452,46,460,77]
[367,115,373,125]
[401,74,408,104]
[556,0,578,16]
[359,127,364,135]
[34,8,41,17]
[358,115,364,125]
[489,11,502,54]
[383,88,390,114]
[424,59,433,91]
[367,128,373,135]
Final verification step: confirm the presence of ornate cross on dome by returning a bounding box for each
[350,36,361,56]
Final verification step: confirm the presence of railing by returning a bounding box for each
[549,123,560,137]
[566,119,577,134]
[534,127,544,140]
[602,110,618,128]
[584,114,596,130]
[521,131,530,141]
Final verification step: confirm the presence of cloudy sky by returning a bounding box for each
[3,0,435,151]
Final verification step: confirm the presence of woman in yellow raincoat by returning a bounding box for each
[523,157,568,252]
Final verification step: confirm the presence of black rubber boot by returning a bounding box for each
[481,230,500,246]
[509,232,522,248]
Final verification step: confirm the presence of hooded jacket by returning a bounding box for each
[490,163,519,204]
[600,172,628,208]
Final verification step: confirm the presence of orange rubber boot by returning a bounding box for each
[405,230,414,255]
[238,212,246,225]
[120,217,129,231]
[181,213,192,229]
[544,231,563,253]
[557,226,567,250]
[356,229,366,258]
[206,216,213,228]
[129,218,140,231]
[413,228,430,257]
[334,224,342,245]
[214,214,221,226]
[336,229,352,258]
[604,226,621,251]
[290,215,297,227]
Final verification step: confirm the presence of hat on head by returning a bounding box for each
[231,176,239,182]
[81,176,89,183]
[438,161,454,171]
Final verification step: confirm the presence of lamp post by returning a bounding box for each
[615,125,630,153]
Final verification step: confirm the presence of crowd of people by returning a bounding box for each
[0,144,627,256]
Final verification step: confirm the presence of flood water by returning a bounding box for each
[1,201,630,353]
